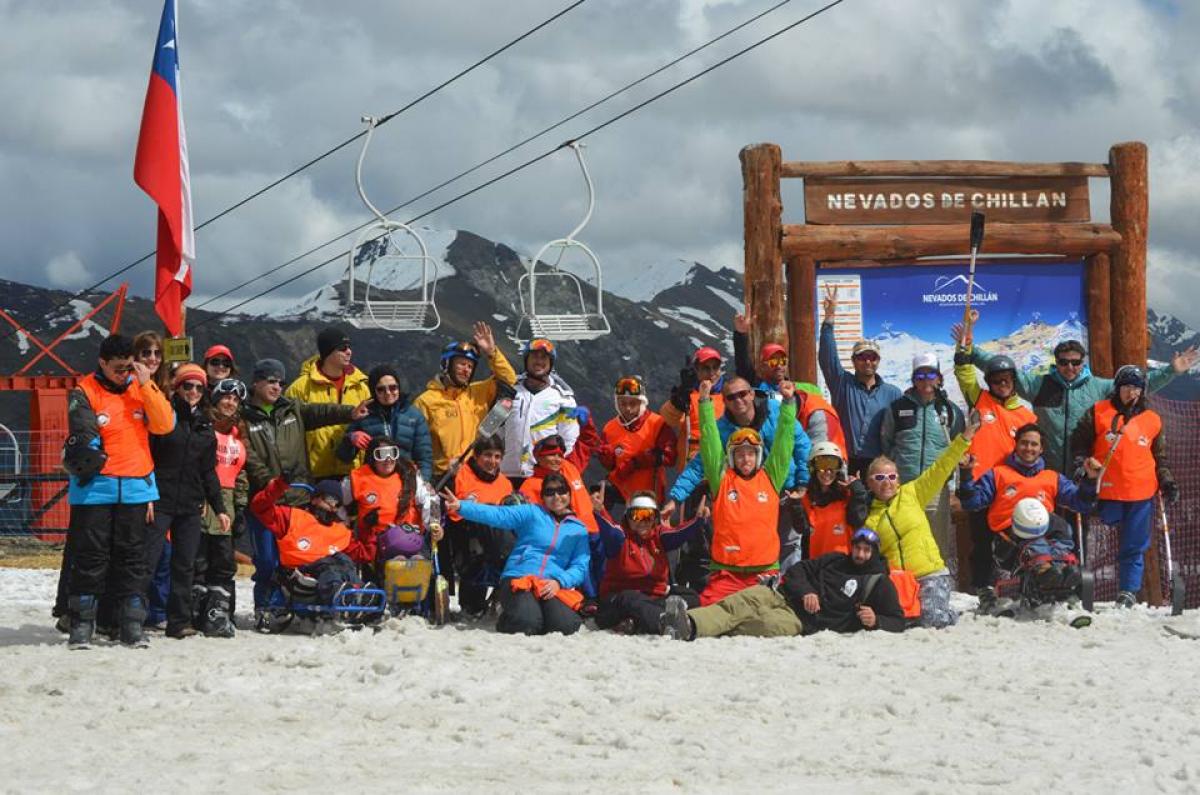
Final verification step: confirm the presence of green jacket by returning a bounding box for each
[700,396,797,497]
[201,473,249,535]
[970,346,1174,473]
[879,388,965,482]
[242,396,354,499]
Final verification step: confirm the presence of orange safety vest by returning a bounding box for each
[350,466,419,530]
[1093,402,1162,502]
[969,392,1037,480]
[798,392,847,455]
[800,494,850,558]
[986,464,1059,532]
[520,459,598,534]
[454,463,513,505]
[712,468,779,569]
[214,427,246,489]
[78,374,156,478]
[602,411,667,501]
[276,509,353,568]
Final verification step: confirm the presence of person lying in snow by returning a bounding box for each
[659,527,906,639]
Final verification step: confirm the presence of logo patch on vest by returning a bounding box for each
[281,417,297,427]
[833,523,844,535]
[365,493,378,505]
[614,445,624,457]
[96,413,110,427]
[297,538,311,551]
[843,579,859,598]
[756,491,769,503]
[983,411,997,424]
[132,409,145,421]
[727,491,739,502]
[898,409,914,418]
[1137,435,1150,447]
[1004,485,1019,497]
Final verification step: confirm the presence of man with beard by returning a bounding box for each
[659,528,906,639]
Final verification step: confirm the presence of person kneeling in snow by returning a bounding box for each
[592,490,705,635]
[249,475,376,632]
[660,527,906,639]
[441,471,590,636]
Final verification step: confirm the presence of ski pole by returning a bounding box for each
[1159,494,1186,616]
[1093,412,1126,499]
[962,212,985,338]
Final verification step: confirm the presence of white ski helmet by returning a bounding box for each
[1011,498,1050,540]
[808,441,844,464]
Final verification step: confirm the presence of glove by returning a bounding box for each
[678,365,698,394]
[568,406,591,426]
[1161,480,1180,505]
[350,431,371,450]
[953,347,973,366]
[756,573,781,592]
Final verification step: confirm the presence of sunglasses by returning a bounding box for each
[812,460,841,473]
[111,365,135,375]
[375,384,400,393]
[615,377,644,396]
[764,355,789,368]
[372,447,401,462]
[1056,358,1084,367]
[178,382,205,393]
[724,388,754,402]
[137,349,162,359]
[335,343,351,352]
[871,472,899,482]
[542,486,570,498]
[207,358,232,368]
[627,508,657,523]
[913,371,939,382]
[853,353,880,363]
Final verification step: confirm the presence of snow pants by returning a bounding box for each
[248,511,284,610]
[595,586,700,635]
[146,538,172,625]
[967,510,993,591]
[700,568,777,606]
[917,572,957,628]
[1098,498,1154,593]
[496,577,582,636]
[145,510,205,633]
[689,585,803,638]
[67,503,150,600]
[448,518,516,615]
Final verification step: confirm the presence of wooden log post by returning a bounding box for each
[1084,252,1113,377]
[741,144,786,361]
[782,222,1120,260]
[1108,142,1148,370]
[785,255,817,384]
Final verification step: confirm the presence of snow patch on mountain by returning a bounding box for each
[602,258,696,301]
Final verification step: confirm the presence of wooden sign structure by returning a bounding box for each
[740,142,1154,600]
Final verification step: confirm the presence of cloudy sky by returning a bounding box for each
[2,0,1199,327]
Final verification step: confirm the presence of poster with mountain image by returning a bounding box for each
[816,260,1087,410]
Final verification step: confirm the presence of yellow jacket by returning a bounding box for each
[865,435,969,579]
[413,349,517,475]
[284,356,370,479]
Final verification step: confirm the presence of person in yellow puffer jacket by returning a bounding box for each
[413,322,517,479]
[284,327,371,481]
[864,410,980,629]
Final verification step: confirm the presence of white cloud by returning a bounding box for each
[45,251,90,288]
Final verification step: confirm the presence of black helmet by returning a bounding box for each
[985,355,1017,379]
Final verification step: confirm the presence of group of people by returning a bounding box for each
[51,297,1197,647]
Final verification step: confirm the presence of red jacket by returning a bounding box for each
[594,512,701,598]
[250,476,375,566]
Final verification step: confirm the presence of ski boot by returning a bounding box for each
[658,595,694,641]
[119,595,150,648]
[1115,591,1137,609]
[202,586,236,638]
[976,586,998,615]
[67,594,98,650]
[190,584,208,627]
[254,608,293,634]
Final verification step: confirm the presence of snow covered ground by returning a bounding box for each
[3,567,1200,793]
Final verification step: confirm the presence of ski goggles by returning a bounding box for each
[526,339,556,355]
[212,378,248,401]
[851,528,880,545]
[615,377,646,396]
[912,370,939,382]
[372,446,401,462]
[627,507,658,523]
[811,456,842,472]
[764,353,789,368]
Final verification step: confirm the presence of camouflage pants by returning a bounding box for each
[917,572,958,629]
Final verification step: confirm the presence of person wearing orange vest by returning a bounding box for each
[695,376,797,606]
[249,475,377,631]
[599,376,677,505]
[958,423,1099,613]
[520,435,603,598]
[660,346,726,467]
[952,351,1038,600]
[445,434,514,616]
[344,436,443,569]
[60,334,175,649]
[593,490,705,634]
[1069,365,1178,607]
[797,441,870,562]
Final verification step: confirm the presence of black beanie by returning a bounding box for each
[367,364,403,396]
[317,327,350,360]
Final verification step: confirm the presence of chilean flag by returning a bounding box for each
[134,0,194,338]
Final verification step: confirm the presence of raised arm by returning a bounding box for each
[697,383,725,499]
[765,388,798,492]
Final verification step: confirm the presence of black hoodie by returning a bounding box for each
[780,544,907,634]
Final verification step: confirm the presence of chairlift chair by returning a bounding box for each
[517,142,611,342]
[344,116,441,332]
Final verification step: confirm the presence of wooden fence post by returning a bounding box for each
[785,255,817,383]
[1084,252,1113,377]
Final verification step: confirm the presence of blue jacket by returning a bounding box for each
[455,500,591,589]
[667,396,811,502]
[336,396,434,480]
[818,322,902,459]
[958,453,1096,516]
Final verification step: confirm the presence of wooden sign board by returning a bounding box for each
[804,176,1090,225]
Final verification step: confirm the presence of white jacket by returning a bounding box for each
[500,373,578,477]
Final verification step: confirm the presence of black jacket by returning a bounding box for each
[150,395,224,517]
[781,546,907,634]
